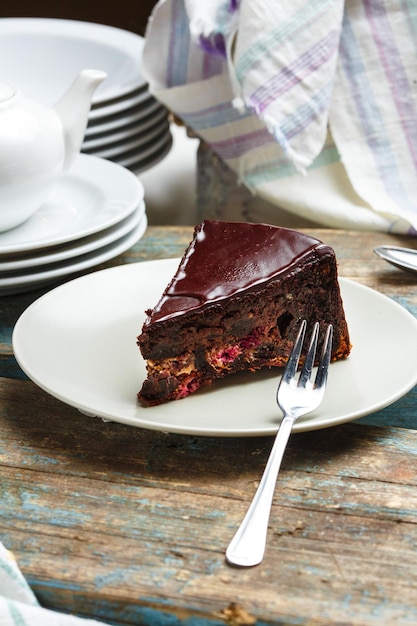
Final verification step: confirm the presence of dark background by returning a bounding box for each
[1,1,158,35]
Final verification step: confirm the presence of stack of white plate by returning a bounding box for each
[0,17,172,174]
[0,155,147,296]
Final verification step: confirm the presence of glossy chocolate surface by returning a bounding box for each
[145,221,328,325]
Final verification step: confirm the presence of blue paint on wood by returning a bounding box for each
[32,586,279,626]
[0,355,28,380]
[94,568,144,590]
[28,578,84,593]
[356,385,417,430]
[391,295,417,316]
[19,492,92,528]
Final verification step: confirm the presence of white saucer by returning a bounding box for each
[82,107,168,150]
[0,18,146,105]
[12,263,417,436]
[85,99,164,136]
[88,88,152,121]
[83,115,169,153]
[0,154,143,255]
[91,124,172,160]
[0,202,145,272]
[89,83,149,111]
[0,215,147,295]
[116,133,173,169]
[121,136,174,174]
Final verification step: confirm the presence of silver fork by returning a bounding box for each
[226,319,333,567]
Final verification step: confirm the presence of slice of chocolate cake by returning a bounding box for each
[137,221,351,406]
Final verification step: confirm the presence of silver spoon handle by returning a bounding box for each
[225,415,294,567]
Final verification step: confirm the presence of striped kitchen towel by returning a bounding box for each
[142,0,417,234]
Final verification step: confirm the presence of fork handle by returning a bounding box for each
[226,415,294,567]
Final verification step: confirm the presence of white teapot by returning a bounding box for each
[0,69,107,232]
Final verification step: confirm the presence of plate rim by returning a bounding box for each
[90,123,171,160]
[88,88,152,121]
[123,137,173,174]
[0,214,147,289]
[0,202,145,271]
[12,258,417,437]
[0,17,146,103]
[82,107,168,149]
[85,100,164,135]
[0,154,143,255]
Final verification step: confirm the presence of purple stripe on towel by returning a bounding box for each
[167,0,191,88]
[209,127,274,160]
[248,29,340,114]
[180,100,250,130]
[198,32,227,58]
[339,10,415,210]
[279,80,334,141]
[202,48,226,79]
[364,0,417,170]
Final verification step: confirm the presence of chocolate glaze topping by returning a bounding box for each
[145,221,328,325]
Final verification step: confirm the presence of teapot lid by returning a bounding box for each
[0,83,16,104]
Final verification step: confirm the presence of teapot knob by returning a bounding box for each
[0,83,15,104]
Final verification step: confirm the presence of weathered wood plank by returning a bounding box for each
[1,378,417,625]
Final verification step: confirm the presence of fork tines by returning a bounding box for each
[281,320,333,390]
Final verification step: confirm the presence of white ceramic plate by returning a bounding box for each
[88,88,152,121]
[12,259,417,437]
[84,100,166,140]
[116,134,173,169]
[0,18,146,105]
[82,108,168,150]
[1,215,147,295]
[121,136,174,174]
[92,125,172,160]
[0,202,145,271]
[83,120,170,158]
[85,99,164,136]
[0,154,143,255]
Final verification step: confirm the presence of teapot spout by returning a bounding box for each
[54,69,107,171]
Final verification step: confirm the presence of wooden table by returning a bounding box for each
[2,226,417,625]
